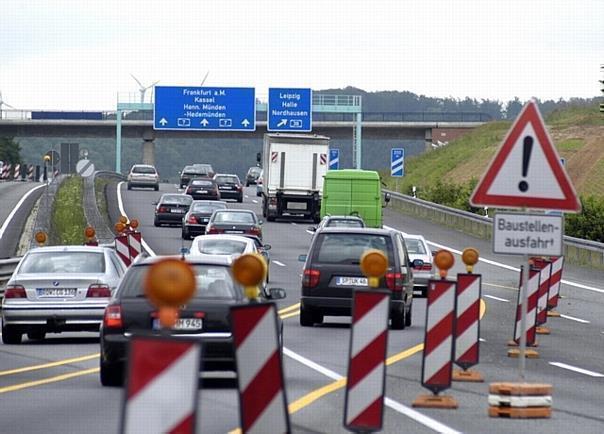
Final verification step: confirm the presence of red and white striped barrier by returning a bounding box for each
[421,279,457,393]
[512,266,540,347]
[548,256,564,309]
[271,152,278,163]
[121,336,201,434]
[532,259,552,327]
[344,290,390,432]
[13,164,20,180]
[115,233,131,266]
[319,153,327,165]
[128,232,142,261]
[27,165,34,181]
[454,273,482,370]
[231,303,289,434]
[1,164,11,180]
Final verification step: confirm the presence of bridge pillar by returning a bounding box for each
[424,128,433,152]
[142,130,156,166]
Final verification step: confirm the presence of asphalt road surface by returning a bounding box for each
[0,183,603,433]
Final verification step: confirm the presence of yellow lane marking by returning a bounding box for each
[483,282,518,291]
[280,311,300,320]
[0,368,99,394]
[0,353,100,377]
[278,303,301,315]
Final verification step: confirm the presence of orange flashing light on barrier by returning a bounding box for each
[360,249,388,288]
[232,253,267,301]
[119,215,128,225]
[85,226,96,239]
[129,219,139,229]
[144,258,196,328]
[35,231,47,246]
[434,250,455,278]
[115,222,126,233]
[461,248,479,273]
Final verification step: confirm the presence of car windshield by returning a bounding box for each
[195,239,248,255]
[19,251,106,273]
[314,233,394,264]
[404,238,427,255]
[213,212,255,223]
[191,202,226,212]
[191,180,213,187]
[119,264,240,299]
[132,166,155,174]
[326,219,364,228]
[162,195,192,205]
[215,176,239,184]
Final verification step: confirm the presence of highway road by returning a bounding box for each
[0,181,44,258]
[0,183,603,433]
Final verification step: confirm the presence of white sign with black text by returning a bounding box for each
[493,212,563,256]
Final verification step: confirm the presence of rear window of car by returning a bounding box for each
[195,239,247,255]
[191,202,226,212]
[19,252,106,273]
[213,211,255,223]
[248,167,261,175]
[313,233,394,265]
[404,238,427,255]
[132,166,156,174]
[162,195,192,205]
[325,219,365,228]
[191,179,214,187]
[118,264,240,299]
[215,176,239,184]
[185,168,210,176]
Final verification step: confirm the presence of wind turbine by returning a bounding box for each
[130,74,159,103]
[0,91,16,119]
[200,71,210,86]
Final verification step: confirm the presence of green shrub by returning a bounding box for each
[565,196,604,242]
[51,176,87,245]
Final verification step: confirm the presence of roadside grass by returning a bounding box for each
[94,177,111,223]
[545,104,604,128]
[51,175,87,245]
[557,138,585,152]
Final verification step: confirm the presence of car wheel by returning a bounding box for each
[237,196,243,203]
[127,183,132,190]
[181,228,191,240]
[245,182,250,187]
[267,215,276,222]
[405,303,413,327]
[2,325,23,344]
[299,306,315,327]
[27,329,46,341]
[154,184,159,191]
[391,308,406,330]
[313,214,321,224]
[421,287,427,298]
[154,217,160,227]
[313,310,324,325]
[100,359,124,387]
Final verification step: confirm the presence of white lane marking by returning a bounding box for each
[479,338,486,342]
[483,294,510,303]
[245,195,249,198]
[305,230,314,235]
[559,314,590,324]
[252,199,258,204]
[383,224,604,294]
[273,260,286,267]
[291,222,297,226]
[549,362,604,377]
[283,347,460,434]
[0,184,46,241]
[117,182,157,257]
[483,282,518,291]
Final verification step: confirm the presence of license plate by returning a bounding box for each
[153,318,203,331]
[171,209,185,213]
[202,218,209,222]
[335,277,368,286]
[226,230,244,234]
[288,202,307,210]
[196,190,208,194]
[220,186,233,190]
[37,288,77,297]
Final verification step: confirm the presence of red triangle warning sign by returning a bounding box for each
[470,100,580,212]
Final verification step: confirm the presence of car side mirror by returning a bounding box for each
[431,251,438,257]
[268,287,286,300]
[152,201,158,205]
[256,152,261,163]
[262,244,272,250]
[258,220,264,225]
[298,254,307,262]
[384,192,391,203]
[307,226,317,232]
[411,259,424,268]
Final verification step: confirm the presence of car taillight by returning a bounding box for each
[87,284,111,298]
[158,206,168,213]
[186,187,193,194]
[269,197,277,205]
[249,226,261,236]
[302,269,320,288]
[187,215,198,224]
[385,272,404,292]
[4,285,26,299]
[103,305,123,328]
[207,226,223,234]
[420,264,433,271]
[237,185,243,191]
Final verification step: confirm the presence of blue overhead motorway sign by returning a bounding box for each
[391,148,404,177]
[154,86,256,131]
[268,88,312,132]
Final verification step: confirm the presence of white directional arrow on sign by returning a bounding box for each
[200,119,209,126]
[241,119,250,127]
[159,118,168,126]
[277,119,287,127]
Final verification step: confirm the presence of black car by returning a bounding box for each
[206,209,263,240]
[153,194,193,227]
[213,174,243,202]
[181,200,228,240]
[99,255,287,386]
[180,165,213,188]
[185,178,220,201]
[298,227,421,329]
[245,166,262,186]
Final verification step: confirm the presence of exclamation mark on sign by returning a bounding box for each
[518,136,533,192]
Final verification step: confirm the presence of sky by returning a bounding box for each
[0,0,602,110]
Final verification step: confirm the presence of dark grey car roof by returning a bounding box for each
[316,227,395,236]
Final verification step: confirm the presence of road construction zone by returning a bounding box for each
[493,212,563,256]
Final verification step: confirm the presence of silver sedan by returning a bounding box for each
[1,245,127,344]
[403,234,434,297]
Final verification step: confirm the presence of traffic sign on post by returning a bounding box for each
[76,159,95,177]
[470,100,580,212]
[329,149,340,170]
[391,148,404,177]
[154,86,256,131]
[267,88,312,132]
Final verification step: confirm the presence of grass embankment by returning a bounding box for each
[51,175,87,245]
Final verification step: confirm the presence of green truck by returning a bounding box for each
[320,169,390,228]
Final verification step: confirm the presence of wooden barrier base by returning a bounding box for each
[507,348,539,358]
[489,382,552,396]
[547,310,561,318]
[489,406,551,418]
[536,326,551,335]
[412,394,458,409]
[452,368,484,382]
[507,340,538,347]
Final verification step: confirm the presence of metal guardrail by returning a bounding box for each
[0,257,21,298]
[385,189,604,268]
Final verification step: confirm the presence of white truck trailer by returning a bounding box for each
[260,133,330,222]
